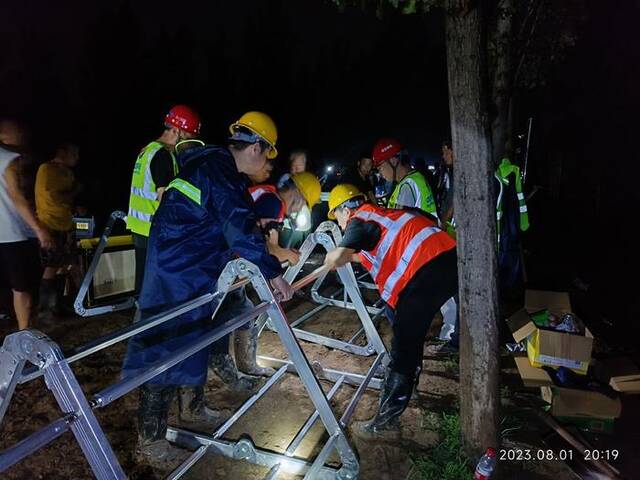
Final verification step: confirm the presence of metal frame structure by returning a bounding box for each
[1,258,387,479]
[73,210,136,317]
[309,222,380,309]
[259,221,385,357]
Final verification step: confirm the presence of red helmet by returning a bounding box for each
[165,105,201,135]
[372,138,403,167]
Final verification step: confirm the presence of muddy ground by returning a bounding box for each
[0,273,592,480]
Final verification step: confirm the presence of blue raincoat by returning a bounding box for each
[122,145,282,386]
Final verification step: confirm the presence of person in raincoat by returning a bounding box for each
[122,111,294,470]
[227,171,321,377]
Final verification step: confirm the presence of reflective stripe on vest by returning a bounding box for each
[354,209,413,279]
[249,184,286,222]
[126,142,177,237]
[353,203,456,308]
[166,178,201,205]
[388,170,437,217]
[381,225,441,301]
[495,159,529,244]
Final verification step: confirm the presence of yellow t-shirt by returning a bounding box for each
[35,162,75,231]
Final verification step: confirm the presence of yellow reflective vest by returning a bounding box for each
[126,141,177,237]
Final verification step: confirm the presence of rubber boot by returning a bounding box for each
[351,369,414,440]
[177,385,224,432]
[135,384,185,471]
[208,353,260,391]
[233,328,275,377]
[51,274,71,316]
[38,279,57,311]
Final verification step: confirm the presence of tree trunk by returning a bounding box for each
[445,0,500,460]
[490,0,515,161]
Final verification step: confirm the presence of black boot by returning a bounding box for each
[51,274,71,316]
[135,384,185,471]
[208,353,260,391]
[177,385,224,432]
[352,369,414,440]
[38,279,57,311]
[233,328,275,377]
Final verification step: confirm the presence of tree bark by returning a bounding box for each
[445,0,500,460]
[490,0,514,161]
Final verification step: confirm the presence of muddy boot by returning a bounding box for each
[38,279,57,312]
[51,275,73,316]
[135,384,185,471]
[208,353,260,391]
[177,385,224,432]
[233,328,275,377]
[352,369,414,440]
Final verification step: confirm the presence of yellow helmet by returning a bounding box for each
[229,111,278,159]
[327,184,364,219]
[291,172,321,208]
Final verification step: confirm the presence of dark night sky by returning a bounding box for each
[1,0,639,319]
[0,1,448,163]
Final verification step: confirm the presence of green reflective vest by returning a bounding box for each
[495,158,529,241]
[388,170,437,217]
[126,141,177,237]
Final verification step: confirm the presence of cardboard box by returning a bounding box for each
[507,290,593,375]
[541,386,622,418]
[513,355,553,388]
[598,357,640,394]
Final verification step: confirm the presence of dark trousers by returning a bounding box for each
[132,233,148,294]
[390,249,458,376]
[210,288,253,355]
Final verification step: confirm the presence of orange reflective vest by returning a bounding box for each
[352,204,456,308]
[249,184,286,222]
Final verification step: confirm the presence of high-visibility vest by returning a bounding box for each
[495,158,529,242]
[388,170,438,217]
[353,203,456,308]
[126,141,177,237]
[249,184,286,222]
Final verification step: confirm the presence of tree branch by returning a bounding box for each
[514,0,544,84]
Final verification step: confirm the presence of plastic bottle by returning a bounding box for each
[438,297,457,340]
[473,447,496,480]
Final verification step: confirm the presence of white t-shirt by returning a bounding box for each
[0,146,34,243]
[394,182,419,209]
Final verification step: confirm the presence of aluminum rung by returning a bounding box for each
[286,376,345,457]
[257,355,383,390]
[0,258,362,479]
[168,365,289,480]
[0,415,72,473]
[303,434,339,480]
[340,352,385,427]
[166,428,340,480]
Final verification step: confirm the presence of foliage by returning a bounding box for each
[442,355,459,376]
[410,412,474,480]
[331,0,586,90]
[511,0,587,89]
[331,0,441,18]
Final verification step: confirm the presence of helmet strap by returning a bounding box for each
[389,157,400,183]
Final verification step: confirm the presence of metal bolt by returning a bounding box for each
[234,439,256,462]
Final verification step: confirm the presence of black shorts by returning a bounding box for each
[0,239,42,292]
